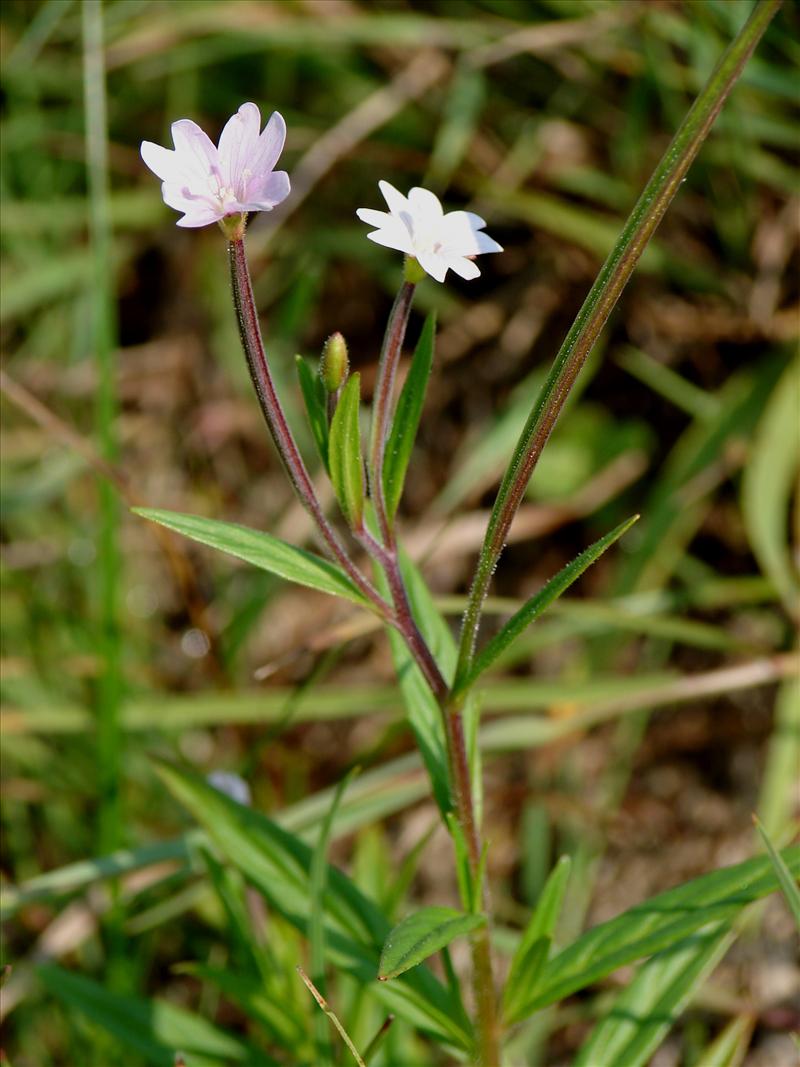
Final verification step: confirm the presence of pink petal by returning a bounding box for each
[140,141,184,183]
[170,119,219,183]
[176,210,224,228]
[218,102,261,192]
[242,170,291,210]
[248,111,287,183]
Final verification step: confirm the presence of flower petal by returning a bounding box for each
[242,170,291,210]
[364,224,415,255]
[355,208,394,228]
[416,249,448,283]
[439,211,503,256]
[248,111,287,183]
[408,186,444,232]
[444,255,481,281]
[176,209,224,228]
[140,141,185,183]
[170,119,219,183]
[378,180,409,217]
[218,102,261,191]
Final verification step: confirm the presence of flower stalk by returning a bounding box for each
[367,280,416,546]
[227,236,389,618]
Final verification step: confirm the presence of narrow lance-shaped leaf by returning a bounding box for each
[383,313,435,520]
[507,846,800,1024]
[133,507,370,608]
[454,515,639,696]
[573,925,735,1067]
[329,372,365,529]
[296,354,330,472]
[379,907,486,981]
[503,855,571,1022]
[455,0,781,683]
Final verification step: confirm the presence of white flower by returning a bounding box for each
[356,181,503,282]
[140,102,290,228]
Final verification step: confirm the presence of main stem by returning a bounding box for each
[360,274,500,1062]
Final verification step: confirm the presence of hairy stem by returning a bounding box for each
[367,281,416,545]
[454,0,782,689]
[228,237,390,617]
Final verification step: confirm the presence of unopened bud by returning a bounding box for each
[320,332,349,393]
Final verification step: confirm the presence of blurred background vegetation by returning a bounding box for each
[1,0,798,1064]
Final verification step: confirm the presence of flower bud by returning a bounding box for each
[320,332,349,393]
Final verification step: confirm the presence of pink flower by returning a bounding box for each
[356,181,503,282]
[140,102,290,228]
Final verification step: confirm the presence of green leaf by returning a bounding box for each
[454,515,639,696]
[742,357,800,617]
[37,964,265,1067]
[573,925,735,1067]
[296,354,329,471]
[383,313,435,520]
[692,1014,756,1067]
[329,372,365,528]
[503,855,571,1022]
[309,769,359,1064]
[133,508,369,608]
[378,907,486,981]
[753,816,800,931]
[156,761,473,1051]
[508,846,800,1023]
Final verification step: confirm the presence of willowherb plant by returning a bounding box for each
[128,3,797,1065]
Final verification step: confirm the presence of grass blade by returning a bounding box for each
[753,816,800,931]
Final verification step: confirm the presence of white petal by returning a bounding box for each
[170,119,220,186]
[355,208,394,228]
[416,249,448,283]
[445,255,481,281]
[378,180,409,217]
[365,224,415,255]
[218,102,261,190]
[248,111,287,183]
[408,187,444,233]
[242,170,291,210]
[439,210,502,256]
